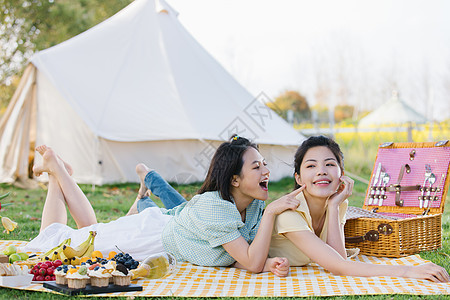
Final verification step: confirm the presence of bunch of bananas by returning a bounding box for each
[41,231,97,265]
[40,238,71,263]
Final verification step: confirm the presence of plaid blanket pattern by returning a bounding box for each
[1,240,449,297]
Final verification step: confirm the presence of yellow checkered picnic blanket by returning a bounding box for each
[1,240,449,297]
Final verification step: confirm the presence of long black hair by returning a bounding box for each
[198,135,258,202]
[294,135,344,189]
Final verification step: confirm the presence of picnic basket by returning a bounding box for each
[344,141,450,257]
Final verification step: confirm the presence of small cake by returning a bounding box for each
[88,266,111,287]
[66,266,89,289]
[101,260,116,283]
[112,263,131,286]
[54,265,72,285]
[102,260,116,274]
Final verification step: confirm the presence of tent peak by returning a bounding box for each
[391,89,399,100]
[155,0,178,16]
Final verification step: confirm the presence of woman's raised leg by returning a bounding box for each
[39,174,68,232]
[34,146,97,229]
[126,163,187,215]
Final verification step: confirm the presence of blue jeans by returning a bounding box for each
[137,171,187,212]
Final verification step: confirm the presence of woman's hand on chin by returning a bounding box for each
[327,175,353,207]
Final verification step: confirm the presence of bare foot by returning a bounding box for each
[32,146,65,177]
[126,164,153,216]
[136,163,153,199]
[34,145,73,177]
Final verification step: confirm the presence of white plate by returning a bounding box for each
[0,274,34,287]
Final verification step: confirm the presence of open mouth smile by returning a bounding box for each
[259,179,269,191]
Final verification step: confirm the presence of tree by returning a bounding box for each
[267,90,311,123]
[0,0,132,109]
[334,104,354,123]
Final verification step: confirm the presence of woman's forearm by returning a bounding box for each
[244,210,276,272]
[332,259,408,277]
[225,210,276,273]
[228,189,302,273]
[325,205,346,258]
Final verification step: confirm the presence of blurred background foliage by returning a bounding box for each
[267,89,361,124]
[0,0,133,109]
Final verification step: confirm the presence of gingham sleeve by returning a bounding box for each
[189,195,244,248]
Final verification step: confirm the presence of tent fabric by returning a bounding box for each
[358,91,428,127]
[0,0,304,185]
[0,65,36,183]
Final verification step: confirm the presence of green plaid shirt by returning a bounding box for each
[161,191,265,266]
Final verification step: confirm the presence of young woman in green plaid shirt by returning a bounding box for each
[26,136,301,277]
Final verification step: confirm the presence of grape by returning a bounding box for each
[113,252,139,270]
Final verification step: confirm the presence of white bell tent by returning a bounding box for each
[0,0,305,185]
[358,91,427,142]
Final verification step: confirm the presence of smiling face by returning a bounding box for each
[231,147,270,203]
[295,146,342,200]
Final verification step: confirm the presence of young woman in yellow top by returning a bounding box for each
[269,135,449,282]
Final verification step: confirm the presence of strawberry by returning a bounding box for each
[46,267,55,275]
[53,259,62,267]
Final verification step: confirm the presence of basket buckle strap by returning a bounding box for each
[386,185,421,193]
[345,223,393,244]
[385,164,414,207]
[377,223,393,235]
[345,230,379,244]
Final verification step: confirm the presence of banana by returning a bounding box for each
[81,243,94,258]
[63,231,96,259]
[49,240,69,261]
[41,238,66,258]
[51,250,61,261]
[70,256,81,266]
[41,238,71,261]
[59,249,71,265]
[41,255,51,262]
[62,242,89,260]
[77,232,96,259]
[80,230,96,258]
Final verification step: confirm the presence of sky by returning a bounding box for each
[166,0,450,120]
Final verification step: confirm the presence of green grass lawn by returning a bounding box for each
[0,176,448,299]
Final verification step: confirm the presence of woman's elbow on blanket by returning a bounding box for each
[250,264,265,274]
[233,261,264,274]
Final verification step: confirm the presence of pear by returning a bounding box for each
[18,252,29,260]
[9,253,21,263]
[2,245,17,256]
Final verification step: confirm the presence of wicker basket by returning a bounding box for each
[344,141,450,257]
